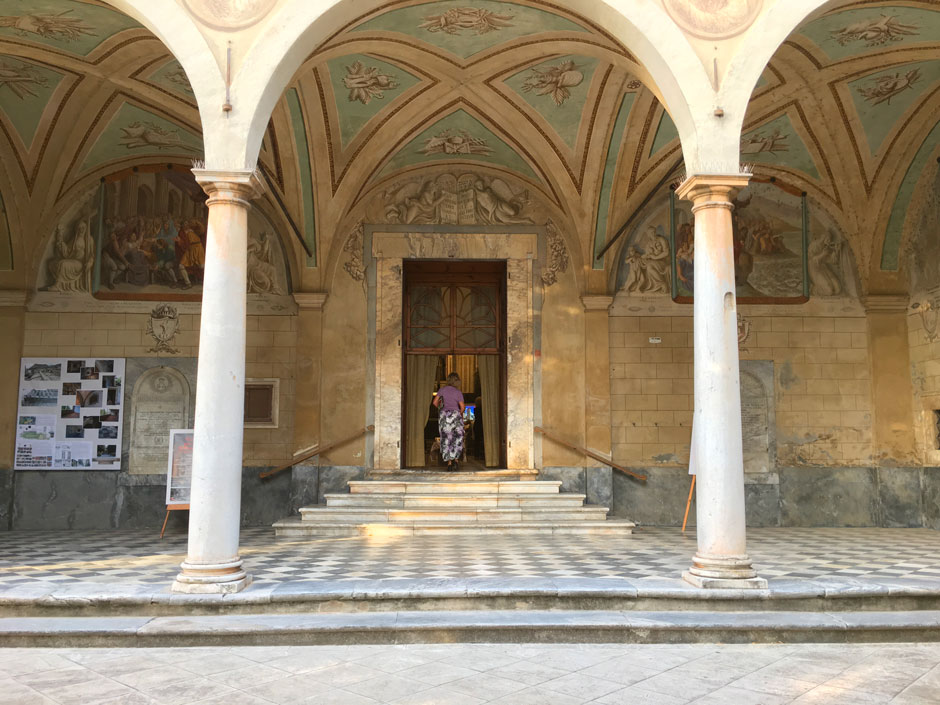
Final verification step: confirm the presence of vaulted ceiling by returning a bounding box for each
[1,0,939,293]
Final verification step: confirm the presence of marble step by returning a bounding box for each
[366,469,539,481]
[4,608,937,647]
[273,518,634,537]
[324,492,588,509]
[297,507,610,523]
[348,480,562,495]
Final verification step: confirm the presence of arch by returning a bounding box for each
[225,0,714,174]
[99,0,226,146]
[137,185,154,216]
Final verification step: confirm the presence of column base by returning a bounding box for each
[683,552,768,589]
[171,558,252,594]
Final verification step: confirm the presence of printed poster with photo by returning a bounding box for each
[165,429,194,504]
[15,357,125,470]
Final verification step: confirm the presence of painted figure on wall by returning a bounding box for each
[40,168,290,301]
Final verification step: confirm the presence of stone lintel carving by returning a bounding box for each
[343,221,365,282]
[542,220,569,287]
[372,232,537,261]
[0,289,28,307]
[581,295,614,312]
[293,292,328,310]
[147,303,180,354]
[863,294,910,313]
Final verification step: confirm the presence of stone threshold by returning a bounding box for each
[3,608,940,647]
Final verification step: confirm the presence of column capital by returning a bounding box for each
[0,290,27,307]
[192,168,264,205]
[675,173,751,207]
[863,294,909,313]
[294,292,328,310]
[581,295,614,312]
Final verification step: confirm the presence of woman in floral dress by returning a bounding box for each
[434,373,465,471]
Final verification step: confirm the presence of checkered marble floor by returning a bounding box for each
[1,527,939,589]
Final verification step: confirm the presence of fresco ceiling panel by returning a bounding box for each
[0,54,64,148]
[0,0,139,57]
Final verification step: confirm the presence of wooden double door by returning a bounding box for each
[402,260,507,469]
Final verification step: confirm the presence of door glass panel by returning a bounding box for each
[409,286,449,349]
[454,285,497,350]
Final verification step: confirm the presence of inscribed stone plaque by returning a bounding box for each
[129,368,190,475]
[740,360,776,481]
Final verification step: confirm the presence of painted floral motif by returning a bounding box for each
[119,122,199,152]
[0,59,47,99]
[858,68,921,106]
[0,10,95,42]
[421,129,492,156]
[521,60,584,106]
[419,7,514,35]
[343,61,399,104]
[740,128,789,155]
[165,65,194,94]
[830,14,918,47]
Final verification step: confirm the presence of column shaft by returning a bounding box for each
[676,174,766,589]
[172,170,262,594]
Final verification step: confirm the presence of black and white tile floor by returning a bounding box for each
[1,527,939,588]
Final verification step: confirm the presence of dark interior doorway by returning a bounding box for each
[402,260,507,470]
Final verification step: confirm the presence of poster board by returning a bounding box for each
[15,357,125,470]
[166,428,194,504]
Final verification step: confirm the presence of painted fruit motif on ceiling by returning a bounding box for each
[351,0,588,59]
[0,0,139,56]
[0,54,64,148]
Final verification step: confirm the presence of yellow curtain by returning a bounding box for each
[405,355,439,467]
[446,355,476,390]
[478,354,500,467]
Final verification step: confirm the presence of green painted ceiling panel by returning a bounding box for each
[353,1,586,59]
[593,92,635,270]
[286,87,316,267]
[0,54,63,147]
[81,102,203,173]
[503,55,598,150]
[881,121,940,270]
[649,110,678,157]
[740,113,820,180]
[798,6,939,61]
[326,54,421,149]
[381,108,536,179]
[848,60,940,156]
[0,0,139,57]
[146,59,195,101]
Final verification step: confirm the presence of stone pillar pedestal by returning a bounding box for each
[676,174,766,590]
[172,169,262,594]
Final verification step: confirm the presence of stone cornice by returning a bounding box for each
[293,292,328,310]
[863,294,909,313]
[581,295,614,312]
[0,290,28,307]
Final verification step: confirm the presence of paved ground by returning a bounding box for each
[1,642,938,704]
[2,527,940,588]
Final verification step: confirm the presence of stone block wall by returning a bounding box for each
[907,310,940,463]
[608,302,873,469]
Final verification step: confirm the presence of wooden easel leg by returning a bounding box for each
[682,475,696,533]
[160,509,171,539]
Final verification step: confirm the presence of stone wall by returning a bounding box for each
[608,300,873,469]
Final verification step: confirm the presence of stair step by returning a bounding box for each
[274,518,634,537]
[348,481,562,495]
[298,507,610,523]
[324,493,587,508]
[367,470,538,481]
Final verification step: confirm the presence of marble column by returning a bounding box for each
[172,169,262,594]
[675,174,766,589]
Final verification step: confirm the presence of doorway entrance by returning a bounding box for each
[402,261,507,470]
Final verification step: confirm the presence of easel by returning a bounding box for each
[160,503,189,539]
[682,476,695,532]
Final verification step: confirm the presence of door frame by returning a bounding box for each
[369,230,537,471]
[401,260,508,468]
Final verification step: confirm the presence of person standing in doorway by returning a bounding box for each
[435,373,465,471]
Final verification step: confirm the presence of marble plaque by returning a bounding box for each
[129,368,190,475]
[740,360,776,481]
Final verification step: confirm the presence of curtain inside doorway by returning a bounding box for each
[405,355,439,467]
[479,354,500,467]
